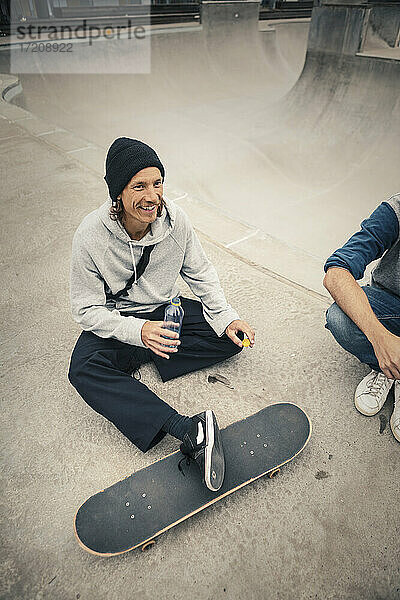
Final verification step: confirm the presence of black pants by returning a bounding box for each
[68,298,242,452]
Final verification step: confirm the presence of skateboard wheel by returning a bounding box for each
[268,468,280,479]
[141,540,156,552]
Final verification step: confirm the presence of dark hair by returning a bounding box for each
[109,197,165,222]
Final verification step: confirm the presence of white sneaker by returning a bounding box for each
[354,370,394,416]
[390,381,400,442]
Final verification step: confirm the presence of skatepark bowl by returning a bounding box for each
[1,1,400,599]
[3,1,399,292]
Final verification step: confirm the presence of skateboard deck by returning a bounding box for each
[74,402,311,556]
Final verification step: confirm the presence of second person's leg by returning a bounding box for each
[325,285,400,423]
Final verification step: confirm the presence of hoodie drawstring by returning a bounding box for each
[128,241,145,285]
[128,241,137,284]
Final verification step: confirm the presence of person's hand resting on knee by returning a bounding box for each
[225,319,255,348]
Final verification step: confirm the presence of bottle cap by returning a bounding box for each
[242,338,250,348]
[171,296,181,306]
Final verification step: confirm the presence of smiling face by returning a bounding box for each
[118,167,163,239]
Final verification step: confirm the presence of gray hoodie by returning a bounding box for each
[70,197,239,348]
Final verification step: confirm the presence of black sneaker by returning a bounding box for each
[180,410,225,492]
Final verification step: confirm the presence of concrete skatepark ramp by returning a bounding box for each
[3,0,400,280]
[1,3,400,599]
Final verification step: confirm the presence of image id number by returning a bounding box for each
[20,42,73,52]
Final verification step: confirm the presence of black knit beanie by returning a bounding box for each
[104,137,165,201]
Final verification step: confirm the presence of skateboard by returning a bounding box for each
[74,402,311,557]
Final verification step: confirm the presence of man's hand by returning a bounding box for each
[225,319,255,348]
[324,268,400,379]
[141,320,181,359]
[370,329,400,380]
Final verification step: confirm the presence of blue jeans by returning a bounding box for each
[325,285,400,372]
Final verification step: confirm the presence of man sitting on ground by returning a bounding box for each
[324,194,399,442]
[68,137,255,491]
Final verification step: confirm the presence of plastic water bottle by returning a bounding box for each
[162,297,184,346]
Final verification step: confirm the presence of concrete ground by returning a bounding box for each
[0,74,399,600]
